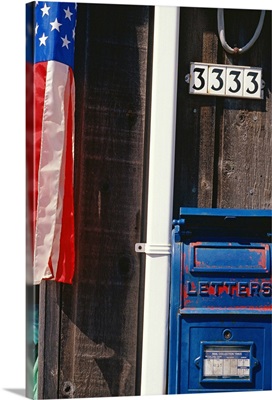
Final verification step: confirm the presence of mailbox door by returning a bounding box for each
[168,208,272,394]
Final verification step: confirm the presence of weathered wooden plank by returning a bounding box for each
[216,9,271,209]
[174,8,271,213]
[57,4,151,398]
[38,281,62,399]
[174,8,218,213]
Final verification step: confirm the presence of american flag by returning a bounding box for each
[33,2,77,284]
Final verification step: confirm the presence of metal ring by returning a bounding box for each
[217,9,266,54]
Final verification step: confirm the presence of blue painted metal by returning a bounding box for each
[168,207,272,394]
[178,207,272,217]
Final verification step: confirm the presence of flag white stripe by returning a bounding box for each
[50,71,72,277]
[34,61,69,284]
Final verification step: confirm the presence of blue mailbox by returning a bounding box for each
[168,208,272,394]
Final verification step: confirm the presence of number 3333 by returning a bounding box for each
[189,62,262,99]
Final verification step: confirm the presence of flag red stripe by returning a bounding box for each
[26,62,35,250]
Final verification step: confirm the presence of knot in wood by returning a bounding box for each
[62,381,75,397]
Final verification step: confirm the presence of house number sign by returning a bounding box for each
[189,62,262,99]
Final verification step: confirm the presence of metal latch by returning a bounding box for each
[135,243,171,255]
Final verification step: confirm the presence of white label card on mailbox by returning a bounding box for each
[203,346,251,379]
[189,62,262,99]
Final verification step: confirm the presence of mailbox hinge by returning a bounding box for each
[135,243,171,255]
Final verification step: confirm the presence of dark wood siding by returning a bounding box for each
[174,8,271,213]
[38,4,152,398]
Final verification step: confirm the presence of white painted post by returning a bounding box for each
[140,6,180,396]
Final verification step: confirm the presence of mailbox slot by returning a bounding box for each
[189,242,270,274]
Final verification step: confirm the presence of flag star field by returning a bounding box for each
[34,2,77,69]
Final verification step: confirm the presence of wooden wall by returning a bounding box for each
[38,4,152,398]
[174,8,271,213]
[38,6,271,399]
